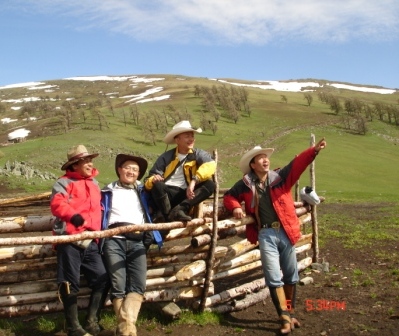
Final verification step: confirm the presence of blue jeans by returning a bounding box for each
[103,237,147,301]
[258,227,299,288]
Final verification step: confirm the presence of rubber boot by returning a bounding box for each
[118,293,143,336]
[59,284,92,336]
[84,288,108,336]
[151,183,171,220]
[269,286,292,335]
[283,284,301,329]
[168,203,192,221]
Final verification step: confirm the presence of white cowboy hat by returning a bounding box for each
[239,146,274,174]
[61,145,99,170]
[163,120,202,145]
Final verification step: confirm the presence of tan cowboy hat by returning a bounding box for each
[239,146,274,174]
[61,145,99,170]
[115,154,148,180]
[163,120,202,145]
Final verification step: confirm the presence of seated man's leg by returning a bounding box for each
[150,182,172,221]
[169,180,215,221]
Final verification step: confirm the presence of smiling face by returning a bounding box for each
[72,157,94,177]
[118,160,140,184]
[250,153,271,176]
[174,131,195,154]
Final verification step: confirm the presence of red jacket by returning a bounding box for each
[223,147,318,245]
[50,169,101,236]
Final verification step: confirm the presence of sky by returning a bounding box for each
[1,1,399,89]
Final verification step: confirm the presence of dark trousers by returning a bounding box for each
[57,241,109,294]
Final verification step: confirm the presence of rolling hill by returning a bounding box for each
[0,75,398,202]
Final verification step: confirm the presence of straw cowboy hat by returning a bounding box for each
[163,120,202,145]
[115,154,148,180]
[239,146,274,174]
[61,145,99,170]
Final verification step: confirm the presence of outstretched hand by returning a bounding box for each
[315,138,327,153]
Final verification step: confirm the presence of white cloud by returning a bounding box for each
[6,0,399,44]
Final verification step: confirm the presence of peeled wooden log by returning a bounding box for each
[0,287,91,308]
[298,256,313,270]
[1,278,89,296]
[191,225,246,248]
[213,260,262,281]
[147,243,209,257]
[0,296,95,318]
[146,275,178,287]
[190,234,211,248]
[146,265,184,279]
[0,269,56,284]
[0,216,55,233]
[204,287,270,313]
[175,260,206,281]
[166,216,254,241]
[0,192,51,207]
[295,243,311,254]
[147,251,208,267]
[299,212,312,225]
[217,249,261,273]
[0,218,212,246]
[0,244,55,261]
[0,258,56,274]
[223,239,258,261]
[294,233,312,248]
[193,277,265,309]
[144,286,203,302]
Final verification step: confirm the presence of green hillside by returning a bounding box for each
[0,75,398,202]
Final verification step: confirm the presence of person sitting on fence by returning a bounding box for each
[50,145,110,336]
[101,154,162,336]
[144,120,216,225]
[223,138,327,335]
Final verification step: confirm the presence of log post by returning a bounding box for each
[198,149,219,312]
[309,133,319,262]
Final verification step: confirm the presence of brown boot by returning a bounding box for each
[112,298,123,335]
[118,293,143,336]
[283,284,301,329]
[269,286,292,334]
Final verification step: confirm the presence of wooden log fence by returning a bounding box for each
[0,143,324,317]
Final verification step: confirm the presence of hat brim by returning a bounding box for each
[163,127,202,145]
[115,154,148,180]
[61,153,99,170]
[239,148,274,174]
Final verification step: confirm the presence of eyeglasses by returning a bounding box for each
[121,166,139,172]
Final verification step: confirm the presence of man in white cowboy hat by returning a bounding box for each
[224,138,327,335]
[144,120,216,224]
[51,145,109,336]
[101,153,162,336]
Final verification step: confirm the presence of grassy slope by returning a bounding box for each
[0,75,398,202]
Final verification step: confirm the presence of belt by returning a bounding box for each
[260,221,280,229]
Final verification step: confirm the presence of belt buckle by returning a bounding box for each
[271,221,280,229]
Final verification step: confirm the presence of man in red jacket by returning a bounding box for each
[223,138,326,335]
[51,145,109,336]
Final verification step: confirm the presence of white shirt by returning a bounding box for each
[165,153,188,189]
[109,186,144,225]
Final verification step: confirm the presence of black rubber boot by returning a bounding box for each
[168,203,192,221]
[84,288,108,335]
[59,284,92,336]
[151,185,172,221]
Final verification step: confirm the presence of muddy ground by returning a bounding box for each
[1,185,399,335]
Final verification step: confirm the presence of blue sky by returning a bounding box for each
[1,0,398,89]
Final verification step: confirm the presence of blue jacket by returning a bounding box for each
[101,181,163,249]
